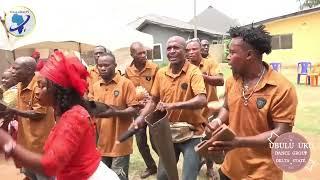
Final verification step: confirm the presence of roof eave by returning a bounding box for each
[244,6,320,27]
[133,17,226,37]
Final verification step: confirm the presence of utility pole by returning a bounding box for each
[193,0,197,38]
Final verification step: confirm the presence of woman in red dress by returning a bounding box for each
[0,51,119,180]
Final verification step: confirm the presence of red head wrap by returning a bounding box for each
[39,51,89,96]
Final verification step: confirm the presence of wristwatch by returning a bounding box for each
[3,140,16,158]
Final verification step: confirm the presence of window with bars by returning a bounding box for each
[271,34,292,50]
[146,44,163,61]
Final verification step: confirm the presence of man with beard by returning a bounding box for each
[205,26,298,180]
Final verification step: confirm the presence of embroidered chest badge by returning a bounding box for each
[146,76,152,81]
[256,97,267,109]
[180,83,188,90]
[114,90,120,97]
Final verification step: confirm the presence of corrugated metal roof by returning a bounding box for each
[189,6,239,33]
[129,14,227,36]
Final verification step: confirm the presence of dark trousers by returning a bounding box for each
[135,126,157,169]
[101,155,130,180]
[157,138,201,180]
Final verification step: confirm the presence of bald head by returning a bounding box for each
[167,36,186,48]
[2,69,13,81]
[166,36,187,65]
[15,57,37,72]
[130,42,147,65]
[130,42,144,54]
[2,69,13,78]
[2,70,11,77]
[12,57,37,82]
[2,68,16,89]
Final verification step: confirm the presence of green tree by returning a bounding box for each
[297,0,320,10]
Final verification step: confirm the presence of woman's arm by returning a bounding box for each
[12,144,44,172]
[0,129,44,174]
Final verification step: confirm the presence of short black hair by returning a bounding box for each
[98,52,116,64]
[104,52,115,61]
[95,45,111,54]
[228,25,272,55]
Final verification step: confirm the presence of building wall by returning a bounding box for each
[264,12,320,66]
[0,50,14,76]
[140,24,219,63]
[0,49,33,77]
[210,44,224,63]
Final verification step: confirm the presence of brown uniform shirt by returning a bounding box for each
[91,73,138,157]
[87,66,100,98]
[151,61,207,135]
[125,60,158,93]
[221,63,298,180]
[17,75,55,153]
[198,58,220,119]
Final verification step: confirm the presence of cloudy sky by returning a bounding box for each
[0,0,300,25]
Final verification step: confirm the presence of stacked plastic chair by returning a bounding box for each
[297,61,311,85]
[270,62,281,72]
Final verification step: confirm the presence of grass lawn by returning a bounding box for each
[128,64,320,179]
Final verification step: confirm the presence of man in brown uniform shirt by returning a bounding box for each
[206,26,298,180]
[87,45,110,95]
[187,39,224,119]
[125,42,158,178]
[10,57,55,180]
[90,53,139,180]
[200,39,210,59]
[133,36,207,180]
[186,39,224,179]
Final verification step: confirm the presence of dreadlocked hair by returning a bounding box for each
[228,25,272,55]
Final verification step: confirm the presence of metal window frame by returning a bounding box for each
[152,43,163,62]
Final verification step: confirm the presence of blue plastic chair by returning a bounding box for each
[270,62,281,72]
[297,62,312,84]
